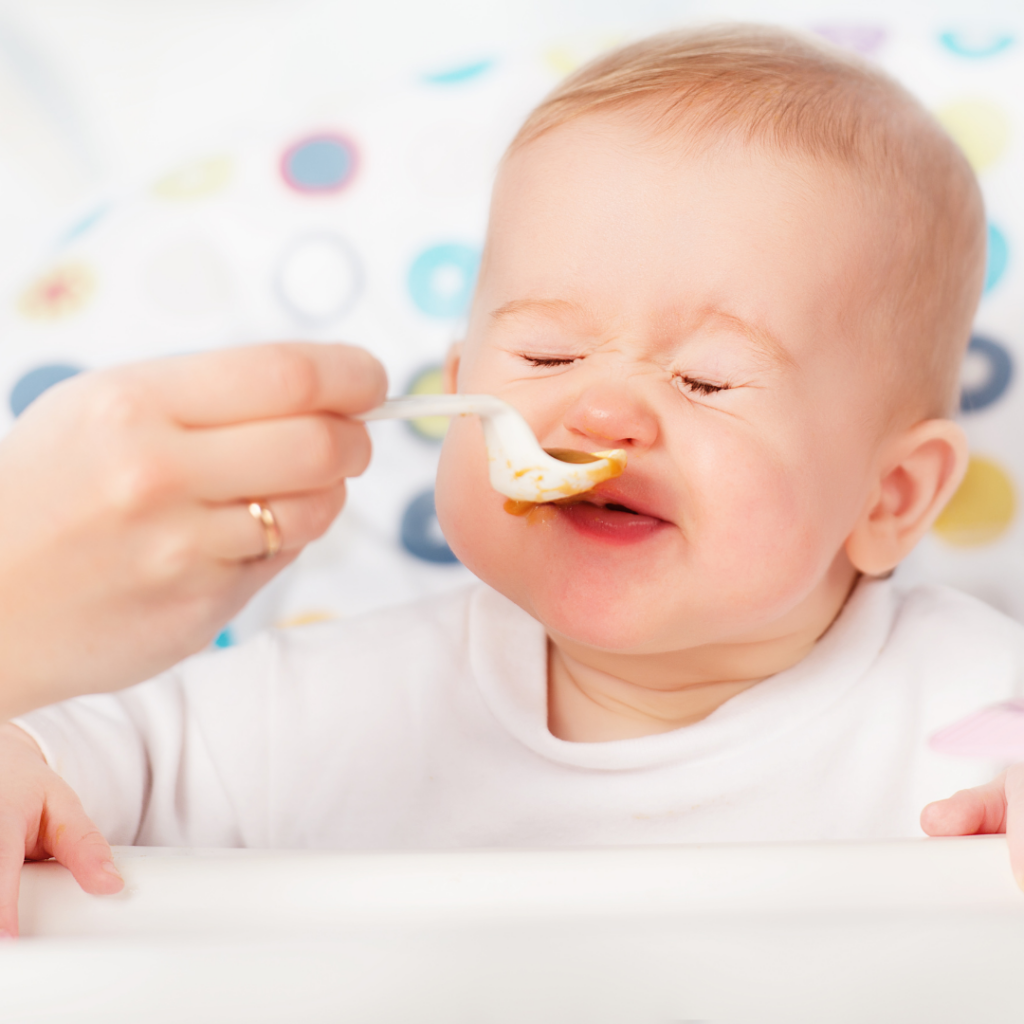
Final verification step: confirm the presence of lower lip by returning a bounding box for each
[557,502,669,543]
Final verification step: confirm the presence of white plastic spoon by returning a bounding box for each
[358,395,627,504]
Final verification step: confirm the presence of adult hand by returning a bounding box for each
[0,342,386,720]
[920,767,1024,885]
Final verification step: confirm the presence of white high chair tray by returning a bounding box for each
[3,836,1024,1022]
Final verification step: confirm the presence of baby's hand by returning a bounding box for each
[0,723,122,937]
[920,767,1024,885]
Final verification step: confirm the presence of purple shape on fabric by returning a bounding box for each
[930,701,1024,759]
[811,24,887,56]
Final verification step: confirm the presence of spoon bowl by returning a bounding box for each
[358,395,627,502]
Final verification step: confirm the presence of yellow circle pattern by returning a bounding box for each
[407,366,450,440]
[276,610,338,629]
[936,99,1011,171]
[153,156,234,200]
[934,455,1016,546]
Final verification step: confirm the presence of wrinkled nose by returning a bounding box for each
[561,383,658,450]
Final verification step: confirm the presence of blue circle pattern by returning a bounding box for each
[985,224,1009,294]
[400,489,459,564]
[939,32,1015,58]
[961,335,1014,413]
[283,138,356,192]
[9,364,83,417]
[408,243,480,318]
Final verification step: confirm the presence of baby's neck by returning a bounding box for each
[546,561,860,742]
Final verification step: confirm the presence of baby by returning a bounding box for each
[0,24,1020,933]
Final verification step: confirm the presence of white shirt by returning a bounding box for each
[15,578,1023,849]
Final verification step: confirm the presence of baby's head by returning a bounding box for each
[435,24,986,660]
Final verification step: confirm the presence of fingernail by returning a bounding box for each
[100,860,123,882]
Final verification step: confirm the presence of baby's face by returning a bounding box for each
[435,115,893,654]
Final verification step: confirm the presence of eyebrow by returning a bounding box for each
[490,298,590,324]
[690,307,796,369]
[489,297,794,368]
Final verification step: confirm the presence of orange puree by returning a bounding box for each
[503,447,621,519]
[503,494,591,517]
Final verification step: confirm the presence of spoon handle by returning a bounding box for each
[356,395,509,421]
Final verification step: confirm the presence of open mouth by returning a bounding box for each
[602,502,640,515]
[499,482,663,546]
[504,494,646,518]
[578,490,658,518]
[502,481,668,544]
[558,498,667,542]
[567,497,655,520]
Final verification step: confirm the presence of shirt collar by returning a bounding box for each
[469,575,897,770]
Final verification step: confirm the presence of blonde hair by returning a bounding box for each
[507,25,986,420]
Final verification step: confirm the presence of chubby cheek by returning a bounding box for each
[713,469,820,590]
[692,437,856,619]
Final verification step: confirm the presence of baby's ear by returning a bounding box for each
[845,420,969,576]
[442,342,462,394]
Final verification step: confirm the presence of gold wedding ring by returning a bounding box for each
[248,501,282,559]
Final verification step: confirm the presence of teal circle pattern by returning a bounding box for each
[408,243,480,318]
[985,223,1009,294]
[939,31,1015,58]
[213,628,235,649]
[61,205,107,246]
[423,59,494,85]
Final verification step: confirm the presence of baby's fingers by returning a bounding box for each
[920,769,1024,889]
[0,811,31,936]
[920,775,1008,837]
[0,792,122,938]
[40,790,123,900]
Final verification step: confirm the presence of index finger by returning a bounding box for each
[134,342,388,427]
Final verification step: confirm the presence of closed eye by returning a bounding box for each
[522,355,579,368]
[674,374,730,396]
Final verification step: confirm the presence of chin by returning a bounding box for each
[522,577,679,652]
[439,510,681,654]
[477,549,682,652]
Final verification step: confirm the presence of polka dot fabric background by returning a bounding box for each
[0,23,1022,644]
